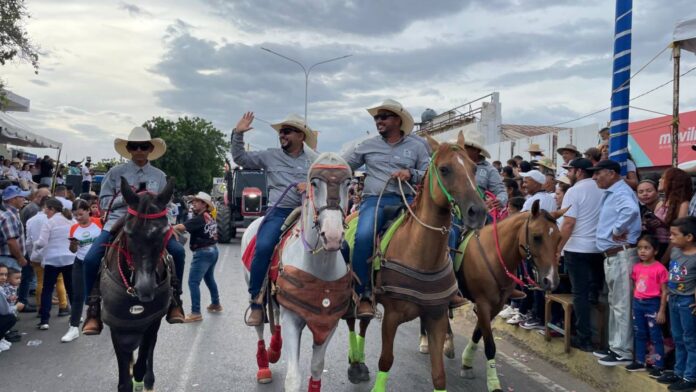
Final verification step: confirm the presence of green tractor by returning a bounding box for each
[213,165,267,243]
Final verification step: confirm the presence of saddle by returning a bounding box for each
[241,220,296,283]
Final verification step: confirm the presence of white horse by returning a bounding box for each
[241,153,353,392]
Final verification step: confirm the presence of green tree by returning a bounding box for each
[92,158,121,173]
[145,116,229,194]
[0,0,39,71]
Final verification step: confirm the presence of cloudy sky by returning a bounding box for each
[3,0,696,161]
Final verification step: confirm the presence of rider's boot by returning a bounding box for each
[166,288,185,324]
[82,296,103,335]
[356,294,374,320]
[246,303,264,327]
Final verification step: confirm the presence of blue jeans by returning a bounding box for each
[670,294,696,380]
[353,194,409,296]
[633,297,664,368]
[40,264,73,324]
[82,230,186,304]
[188,246,220,314]
[248,207,294,298]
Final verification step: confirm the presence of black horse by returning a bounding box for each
[100,177,175,392]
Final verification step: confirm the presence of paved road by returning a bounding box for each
[0,240,597,392]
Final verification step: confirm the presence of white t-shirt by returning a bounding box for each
[522,191,557,213]
[561,178,604,253]
[81,165,92,182]
[56,196,73,211]
[26,212,48,262]
[70,221,102,259]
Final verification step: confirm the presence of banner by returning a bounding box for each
[628,110,696,169]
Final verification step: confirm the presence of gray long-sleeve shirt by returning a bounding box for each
[231,131,317,209]
[342,135,430,197]
[99,161,167,231]
[475,160,507,205]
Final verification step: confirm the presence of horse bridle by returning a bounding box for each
[301,164,352,253]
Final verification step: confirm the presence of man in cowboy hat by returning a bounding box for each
[527,143,544,161]
[231,112,318,326]
[460,129,507,210]
[81,126,187,335]
[342,99,430,318]
[556,144,581,179]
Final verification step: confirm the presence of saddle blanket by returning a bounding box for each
[242,230,294,282]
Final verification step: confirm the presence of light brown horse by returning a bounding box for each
[369,133,487,392]
[458,200,566,392]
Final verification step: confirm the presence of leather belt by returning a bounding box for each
[603,245,635,258]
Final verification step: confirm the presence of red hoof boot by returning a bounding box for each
[308,377,321,392]
[256,340,272,384]
[269,325,282,364]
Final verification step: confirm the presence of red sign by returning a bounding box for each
[628,110,696,168]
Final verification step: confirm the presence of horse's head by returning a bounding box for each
[305,153,352,252]
[424,132,487,230]
[120,177,174,302]
[517,200,567,291]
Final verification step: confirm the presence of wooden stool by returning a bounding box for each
[544,293,607,353]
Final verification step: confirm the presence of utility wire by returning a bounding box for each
[612,45,670,94]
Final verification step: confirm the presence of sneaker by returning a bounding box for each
[4,330,21,342]
[669,379,696,391]
[658,371,682,384]
[536,328,562,338]
[184,313,203,323]
[207,304,223,313]
[592,349,612,359]
[598,352,632,366]
[649,368,664,379]
[625,362,646,372]
[497,305,517,319]
[520,317,544,330]
[61,326,80,343]
[0,339,10,350]
[37,323,49,330]
[57,307,70,317]
[506,312,526,325]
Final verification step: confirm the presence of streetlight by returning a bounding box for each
[260,47,351,124]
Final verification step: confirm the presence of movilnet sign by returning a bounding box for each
[628,110,696,169]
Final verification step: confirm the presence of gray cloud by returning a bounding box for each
[30,79,49,87]
[118,2,154,18]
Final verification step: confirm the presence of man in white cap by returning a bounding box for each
[342,99,430,318]
[81,126,187,334]
[520,170,557,213]
[231,112,318,326]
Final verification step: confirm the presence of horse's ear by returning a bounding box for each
[531,199,540,218]
[550,206,570,220]
[156,178,175,206]
[424,133,439,152]
[457,131,466,149]
[120,177,138,206]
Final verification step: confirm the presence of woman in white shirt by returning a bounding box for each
[19,163,36,190]
[34,198,75,330]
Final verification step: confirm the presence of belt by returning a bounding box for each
[603,245,635,258]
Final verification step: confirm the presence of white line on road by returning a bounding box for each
[497,350,570,392]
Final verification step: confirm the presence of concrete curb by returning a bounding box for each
[490,317,668,392]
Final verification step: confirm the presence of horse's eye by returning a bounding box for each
[439,166,450,176]
[533,234,543,243]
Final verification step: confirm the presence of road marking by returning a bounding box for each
[497,350,571,392]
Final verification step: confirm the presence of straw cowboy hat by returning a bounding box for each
[536,158,556,171]
[449,130,491,158]
[556,144,581,156]
[271,114,318,150]
[527,143,544,154]
[11,158,22,164]
[191,191,215,211]
[114,127,167,161]
[366,99,414,135]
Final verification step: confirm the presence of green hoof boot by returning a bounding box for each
[132,379,145,392]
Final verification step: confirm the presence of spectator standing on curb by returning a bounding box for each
[520,170,556,213]
[0,186,30,277]
[587,160,641,367]
[639,179,671,260]
[173,192,221,323]
[81,162,92,194]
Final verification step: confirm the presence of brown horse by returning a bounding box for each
[458,200,565,392]
[369,133,487,392]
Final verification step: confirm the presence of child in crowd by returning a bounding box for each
[658,217,696,390]
[625,235,667,376]
[507,196,525,215]
[2,268,25,314]
[0,264,17,351]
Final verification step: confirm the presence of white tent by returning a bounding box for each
[674,17,696,54]
[0,112,62,149]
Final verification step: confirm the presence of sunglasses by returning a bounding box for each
[373,113,398,121]
[278,127,301,135]
[126,142,154,151]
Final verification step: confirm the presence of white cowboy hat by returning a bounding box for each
[191,191,215,211]
[527,143,544,154]
[114,127,167,161]
[556,144,580,156]
[366,99,414,135]
[452,129,490,158]
[271,114,318,150]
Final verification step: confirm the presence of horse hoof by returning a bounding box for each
[132,379,144,392]
[444,334,455,359]
[347,363,362,384]
[257,368,273,384]
[460,366,475,379]
[418,335,429,354]
[358,363,370,382]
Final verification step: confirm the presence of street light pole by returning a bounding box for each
[260,47,351,124]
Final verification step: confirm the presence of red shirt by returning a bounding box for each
[632,261,668,300]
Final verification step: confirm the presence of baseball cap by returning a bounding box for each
[563,158,593,170]
[586,159,621,174]
[2,185,30,201]
[519,169,546,185]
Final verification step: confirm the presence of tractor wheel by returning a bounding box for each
[217,205,233,243]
